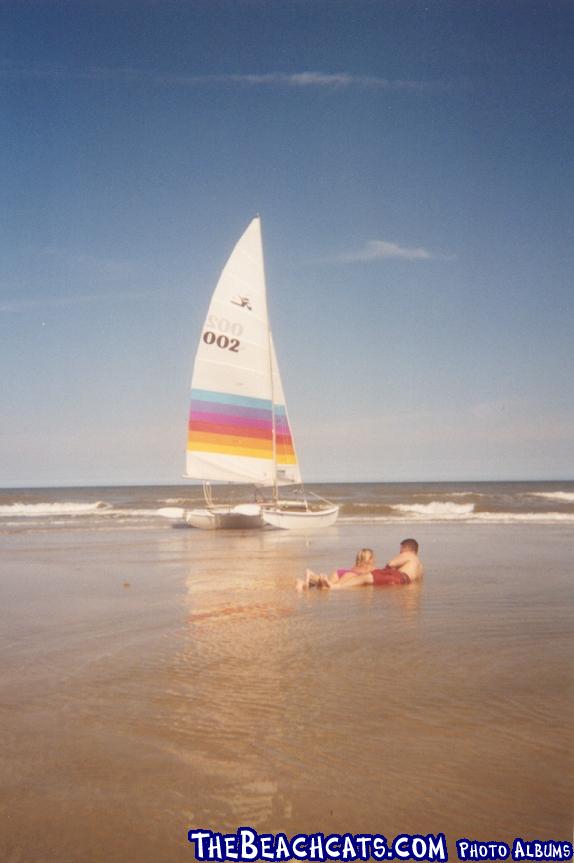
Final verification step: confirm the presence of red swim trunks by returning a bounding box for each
[370,566,411,586]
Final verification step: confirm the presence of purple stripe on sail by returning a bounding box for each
[189,400,272,422]
[275,417,291,433]
[190,411,273,432]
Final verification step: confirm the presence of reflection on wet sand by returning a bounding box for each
[177,564,293,825]
[0,524,572,862]
[187,603,294,623]
[382,579,423,623]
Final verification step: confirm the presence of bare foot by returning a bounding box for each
[317,573,332,589]
[305,568,320,588]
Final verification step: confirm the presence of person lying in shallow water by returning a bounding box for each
[298,539,423,590]
[297,546,375,590]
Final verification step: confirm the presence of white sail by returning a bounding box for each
[186,217,299,486]
[270,334,302,486]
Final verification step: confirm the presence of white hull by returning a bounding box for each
[184,502,339,530]
[262,504,339,530]
[184,505,264,530]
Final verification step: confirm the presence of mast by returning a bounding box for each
[260,216,279,501]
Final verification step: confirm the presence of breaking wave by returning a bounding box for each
[391,501,475,518]
[342,496,574,523]
[0,501,109,517]
[528,492,574,503]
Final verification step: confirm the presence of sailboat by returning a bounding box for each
[184,216,339,530]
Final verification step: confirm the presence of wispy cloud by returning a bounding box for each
[197,72,432,91]
[0,61,437,92]
[337,239,456,263]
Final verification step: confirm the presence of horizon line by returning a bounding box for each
[1,478,572,491]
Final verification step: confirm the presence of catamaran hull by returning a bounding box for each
[262,505,339,530]
[184,507,264,530]
[185,504,339,530]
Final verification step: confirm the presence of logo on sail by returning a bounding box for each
[231,296,252,311]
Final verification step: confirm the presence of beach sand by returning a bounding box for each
[1,523,572,862]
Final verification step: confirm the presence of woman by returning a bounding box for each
[298,548,376,590]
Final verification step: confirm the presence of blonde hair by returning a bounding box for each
[355,548,374,566]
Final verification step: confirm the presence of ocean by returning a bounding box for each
[1,480,574,533]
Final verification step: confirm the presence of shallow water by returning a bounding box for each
[0,523,572,862]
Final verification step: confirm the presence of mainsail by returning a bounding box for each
[186,217,301,487]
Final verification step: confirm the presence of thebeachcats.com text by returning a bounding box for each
[187,828,573,862]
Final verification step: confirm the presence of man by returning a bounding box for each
[382,538,423,583]
[310,539,423,589]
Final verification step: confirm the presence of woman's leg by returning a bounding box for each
[326,572,373,589]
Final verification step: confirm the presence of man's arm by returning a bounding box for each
[387,552,410,569]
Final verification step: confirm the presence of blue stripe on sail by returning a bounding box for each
[191,388,272,411]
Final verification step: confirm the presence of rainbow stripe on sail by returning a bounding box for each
[188,389,297,464]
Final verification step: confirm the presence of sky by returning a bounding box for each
[1,0,573,486]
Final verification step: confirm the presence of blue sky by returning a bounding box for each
[1,0,573,485]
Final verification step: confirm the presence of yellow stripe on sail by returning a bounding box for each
[188,431,297,463]
[187,440,274,459]
[276,449,297,464]
[189,430,272,450]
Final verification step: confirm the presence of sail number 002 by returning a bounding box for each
[202,316,242,352]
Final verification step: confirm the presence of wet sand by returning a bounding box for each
[1,524,572,862]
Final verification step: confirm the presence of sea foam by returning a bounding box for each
[528,491,574,503]
[391,501,475,518]
[343,509,574,524]
[0,501,109,517]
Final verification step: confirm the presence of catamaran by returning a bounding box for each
[184,216,339,530]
